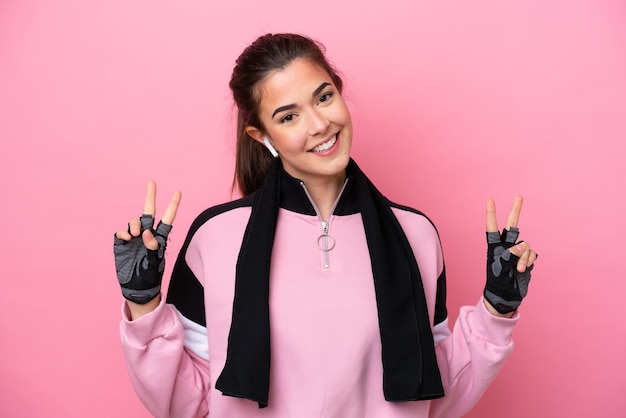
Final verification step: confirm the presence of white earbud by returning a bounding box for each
[263,136,279,158]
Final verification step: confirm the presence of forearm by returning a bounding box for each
[120,300,210,417]
[429,298,518,418]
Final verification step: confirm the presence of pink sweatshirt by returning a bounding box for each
[120,178,518,418]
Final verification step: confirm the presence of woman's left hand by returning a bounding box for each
[483,196,538,317]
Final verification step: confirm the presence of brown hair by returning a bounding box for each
[230,33,344,196]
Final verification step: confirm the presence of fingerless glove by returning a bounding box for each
[484,227,532,314]
[113,215,172,304]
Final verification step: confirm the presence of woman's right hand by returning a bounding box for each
[113,181,181,314]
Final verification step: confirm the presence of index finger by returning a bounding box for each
[486,198,499,233]
[161,190,182,225]
[505,195,524,229]
[143,180,157,216]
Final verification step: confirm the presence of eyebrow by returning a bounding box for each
[271,82,332,119]
[312,82,331,98]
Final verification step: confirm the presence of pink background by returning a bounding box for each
[2,0,625,416]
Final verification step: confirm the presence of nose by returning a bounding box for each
[307,109,329,136]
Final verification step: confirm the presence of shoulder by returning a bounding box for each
[387,200,443,260]
[388,200,440,238]
[388,200,446,279]
[185,192,256,241]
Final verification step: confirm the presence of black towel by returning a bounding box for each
[215,158,444,407]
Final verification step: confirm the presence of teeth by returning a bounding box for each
[311,135,337,153]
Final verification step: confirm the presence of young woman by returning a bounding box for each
[114,33,537,418]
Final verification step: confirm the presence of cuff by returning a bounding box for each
[120,298,182,348]
[467,297,520,346]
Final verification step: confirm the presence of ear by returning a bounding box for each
[245,126,265,145]
[247,126,279,158]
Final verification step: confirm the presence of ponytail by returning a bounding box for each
[233,111,275,196]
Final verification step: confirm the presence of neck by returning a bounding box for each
[301,172,346,221]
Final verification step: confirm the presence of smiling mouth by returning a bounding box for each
[309,135,337,153]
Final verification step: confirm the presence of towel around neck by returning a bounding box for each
[215,158,444,407]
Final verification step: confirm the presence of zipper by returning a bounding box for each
[300,179,349,269]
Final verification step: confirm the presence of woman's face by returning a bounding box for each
[248,58,353,187]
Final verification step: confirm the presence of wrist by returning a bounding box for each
[126,294,161,321]
[483,298,515,318]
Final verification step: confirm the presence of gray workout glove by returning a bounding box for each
[483,227,533,314]
[113,215,172,304]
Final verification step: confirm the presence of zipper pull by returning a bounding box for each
[317,221,335,269]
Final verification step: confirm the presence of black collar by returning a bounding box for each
[277,166,359,216]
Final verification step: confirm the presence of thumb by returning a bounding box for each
[142,229,159,251]
[508,241,528,273]
[508,242,527,257]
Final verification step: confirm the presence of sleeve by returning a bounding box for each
[119,299,210,418]
[428,267,519,418]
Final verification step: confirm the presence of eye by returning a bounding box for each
[318,92,333,104]
[280,113,296,124]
